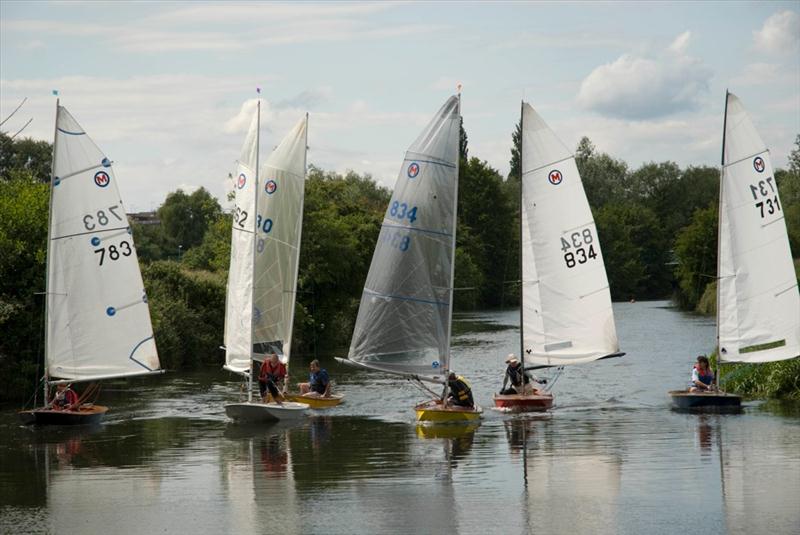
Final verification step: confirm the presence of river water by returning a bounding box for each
[1,301,799,534]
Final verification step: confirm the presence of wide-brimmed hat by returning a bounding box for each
[505,354,518,364]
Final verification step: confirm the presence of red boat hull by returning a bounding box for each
[493,393,553,412]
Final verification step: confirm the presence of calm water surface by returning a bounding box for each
[1,301,799,534]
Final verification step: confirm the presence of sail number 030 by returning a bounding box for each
[748,178,781,219]
[560,228,597,268]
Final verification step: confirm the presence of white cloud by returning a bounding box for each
[668,31,691,54]
[577,32,712,120]
[753,10,800,54]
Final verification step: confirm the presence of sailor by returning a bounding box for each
[51,383,79,411]
[299,359,332,398]
[258,353,287,403]
[689,355,716,392]
[499,354,541,395]
[446,372,475,409]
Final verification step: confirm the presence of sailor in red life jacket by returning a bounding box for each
[51,383,79,411]
[259,353,287,404]
[689,355,716,393]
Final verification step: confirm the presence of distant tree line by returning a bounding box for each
[1,127,798,402]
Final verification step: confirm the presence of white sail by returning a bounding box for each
[347,95,461,378]
[46,105,160,381]
[224,109,259,373]
[520,102,619,367]
[252,116,308,363]
[717,93,800,363]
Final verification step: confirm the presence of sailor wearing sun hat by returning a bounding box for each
[499,354,540,395]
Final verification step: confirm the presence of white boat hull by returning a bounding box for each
[224,401,309,423]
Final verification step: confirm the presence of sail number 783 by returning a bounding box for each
[560,228,597,268]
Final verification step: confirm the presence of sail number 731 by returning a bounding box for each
[748,178,781,219]
[560,228,597,268]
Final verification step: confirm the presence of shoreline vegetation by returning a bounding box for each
[1,128,798,403]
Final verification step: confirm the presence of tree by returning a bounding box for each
[157,188,222,251]
[673,203,718,310]
[575,138,628,209]
[508,119,521,182]
[0,173,49,401]
[0,133,52,183]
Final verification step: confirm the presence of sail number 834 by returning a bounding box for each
[560,228,597,268]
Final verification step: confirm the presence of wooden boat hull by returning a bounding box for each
[668,390,742,412]
[225,401,309,423]
[18,405,108,426]
[414,400,482,423]
[283,393,344,409]
[493,392,553,412]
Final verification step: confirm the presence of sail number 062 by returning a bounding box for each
[560,228,597,269]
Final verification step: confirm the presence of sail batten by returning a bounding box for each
[46,105,161,381]
[347,96,460,376]
[520,102,619,367]
[717,93,800,364]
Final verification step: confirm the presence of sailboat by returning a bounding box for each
[19,101,163,425]
[223,101,310,423]
[336,94,480,423]
[669,92,800,410]
[494,102,623,412]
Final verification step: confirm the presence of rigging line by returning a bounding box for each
[522,154,574,176]
[51,226,129,241]
[0,96,27,127]
[10,118,33,140]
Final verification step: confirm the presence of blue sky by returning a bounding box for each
[1,1,798,211]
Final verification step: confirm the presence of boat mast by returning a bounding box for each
[443,92,461,398]
[519,101,525,373]
[716,90,729,390]
[247,99,261,403]
[42,98,60,406]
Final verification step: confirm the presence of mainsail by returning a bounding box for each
[717,93,800,363]
[253,116,309,363]
[46,104,161,381]
[346,95,461,379]
[224,108,259,374]
[520,102,619,367]
[224,106,309,374]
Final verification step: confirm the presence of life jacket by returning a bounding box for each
[54,389,78,408]
[260,360,286,382]
[506,364,529,386]
[694,364,714,385]
[449,376,473,404]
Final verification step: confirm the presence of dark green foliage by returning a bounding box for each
[594,203,669,300]
[141,261,226,369]
[157,188,222,251]
[711,350,800,400]
[0,132,52,183]
[673,204,718,310]
[293,167,390,355]
[456,157,515,307]
[0,174,49,402]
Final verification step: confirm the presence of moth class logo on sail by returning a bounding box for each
[407,162,420,178]
[265,180,277,195]
[94,171,111,188]
[548,169,563,185]
[237,173,247,189]
[753,157,766,173]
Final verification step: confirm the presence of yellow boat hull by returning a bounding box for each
[283,393,344,409]
[414,400,482,423]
